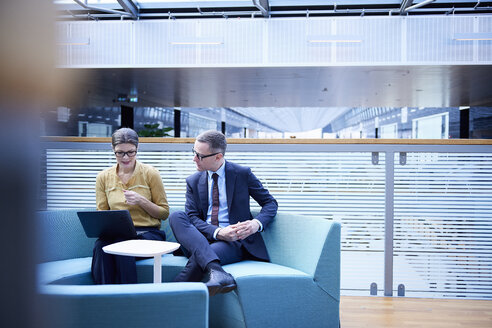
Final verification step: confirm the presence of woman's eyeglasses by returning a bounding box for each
[114,150,137,158]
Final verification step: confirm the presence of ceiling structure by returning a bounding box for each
[55,1,492,133]
[55,1,492,20]
[62,65,492,132]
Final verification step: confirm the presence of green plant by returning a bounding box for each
[138,123,173,137]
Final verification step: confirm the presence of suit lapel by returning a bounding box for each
[198,171,209,218]
[225,161,236,211]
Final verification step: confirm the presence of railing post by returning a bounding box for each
[385,151,394,296]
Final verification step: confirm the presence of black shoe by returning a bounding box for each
[204,269,236,296]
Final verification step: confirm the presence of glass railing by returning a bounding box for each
[40,137,492,299]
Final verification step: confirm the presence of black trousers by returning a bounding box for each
[91,227,166,284]
[169,211,247,282]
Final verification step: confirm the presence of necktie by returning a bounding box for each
[211,173,219,226]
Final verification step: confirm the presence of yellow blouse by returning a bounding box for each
[95,161,169,227]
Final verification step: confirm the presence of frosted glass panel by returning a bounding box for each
[394,152,492,298]
[41,142,492,299]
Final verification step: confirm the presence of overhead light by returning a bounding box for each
[116,94,128,102]
[404,0,435,12]
[170,37,223,45]
[453,33,492,41]
[308,35,362,43]
[56,37,90,46]
[171,42,223,45]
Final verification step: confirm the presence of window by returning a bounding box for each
[412,112,449,139]
[381,123,398,138]
[79,122,112,137]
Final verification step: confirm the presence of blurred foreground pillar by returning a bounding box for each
[0,1,65,327]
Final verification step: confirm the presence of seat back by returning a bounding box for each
[37,209,96,263]
[261,211,335,276]
[38,207,181,263]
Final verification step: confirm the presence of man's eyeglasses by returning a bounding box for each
[192,148,220,161]
[114,150,137,158]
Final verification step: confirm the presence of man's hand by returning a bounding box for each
[234,220,260,240]
[217,224,240,242]
[217,220,260,241]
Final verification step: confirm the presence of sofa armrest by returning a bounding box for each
[38,282,209,328]
[314,220,341,301]
[261,212,340,300]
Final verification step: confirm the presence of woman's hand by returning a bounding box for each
[123,190,143,205]
[122,189,167,219]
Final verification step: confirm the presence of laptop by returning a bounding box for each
[77,210,137,240]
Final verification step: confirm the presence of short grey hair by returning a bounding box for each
[112,128,139,148]
[196,130,227,155]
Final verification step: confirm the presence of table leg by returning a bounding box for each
[153,255,162,283]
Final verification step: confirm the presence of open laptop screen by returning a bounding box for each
[77,210,137,240]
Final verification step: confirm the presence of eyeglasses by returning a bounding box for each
[114,150,137,158]
[192,148,220,161]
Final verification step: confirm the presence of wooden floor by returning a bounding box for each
[340,296,492,328]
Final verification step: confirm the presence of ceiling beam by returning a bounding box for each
[399,0,414,14]
[402,0,436,13]
[117,0,139,19]
[73,0,133,17]
[252,0,269,17]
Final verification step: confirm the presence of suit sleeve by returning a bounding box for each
[184,177,217,240]
[247,168,278,229]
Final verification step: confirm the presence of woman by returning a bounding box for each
[92,127,169,284]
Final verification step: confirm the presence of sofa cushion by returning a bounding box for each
[224,260,309,278]
[38,257,93,285]
[39,255,189,285]
[38,256,309,287]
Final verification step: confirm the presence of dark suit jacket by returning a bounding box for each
[184,160,278,261]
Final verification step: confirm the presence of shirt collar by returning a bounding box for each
[114,160,140,176]
[208,161,225,179]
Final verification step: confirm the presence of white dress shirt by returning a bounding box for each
[206,162,262,240]
[206,162,229,227]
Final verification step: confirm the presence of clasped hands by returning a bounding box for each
[217,220,260,242]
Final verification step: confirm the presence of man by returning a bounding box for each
[169,130,278,296]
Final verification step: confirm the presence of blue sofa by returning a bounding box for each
[37,208,340,328]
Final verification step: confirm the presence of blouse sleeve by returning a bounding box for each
[95,171,110,211]
[148,167,169,220]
